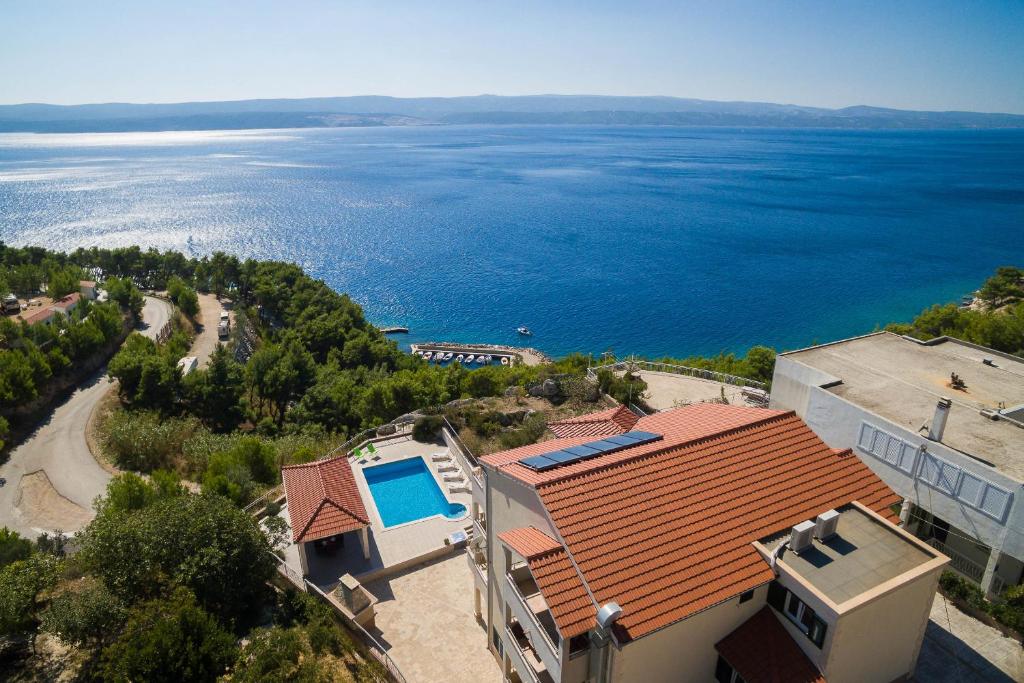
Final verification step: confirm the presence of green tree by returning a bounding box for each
[0,416,9,451]
[184,345,245,431]
[79,491,274,619]
[97,588,236,683]
[0,555,60,648]
[232,627,330,683]
[0,527,33,568]
[47,267,79,299]
[40,577,126,649]
[167,276,200,318]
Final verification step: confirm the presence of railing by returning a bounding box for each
[269,553,406,683]
[441,416,484,489]
[467,546,488,588]
[244,484,284,514]
[505,626,543,683]
[325,417,417,461]
[505,572,560,671]
[628,402,648,417]
[926,538,986,584]
[587,359,767,391]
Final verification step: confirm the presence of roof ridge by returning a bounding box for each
[537,410,799,488]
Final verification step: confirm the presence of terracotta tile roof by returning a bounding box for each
[483,404,900,641]
[22,307,55,325]
[548,405,640,438]
[282,456,370,543]
[498,527,563,559]
[53,293,81,311]
[716,607,826,683]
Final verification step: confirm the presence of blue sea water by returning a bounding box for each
[363,457,467,527]
[1,125,1022,358]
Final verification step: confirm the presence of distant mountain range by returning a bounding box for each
[1,95,1022,132]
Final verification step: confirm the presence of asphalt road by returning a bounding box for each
[0,296,172,539]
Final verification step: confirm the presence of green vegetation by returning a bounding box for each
[166,275,200,319]
[1,475,383,681]
[886,268,1024,357]
[939,570,1024,635]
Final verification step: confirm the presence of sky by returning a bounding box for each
[2,0,1023,113]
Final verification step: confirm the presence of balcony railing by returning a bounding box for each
[505,570,561,678]
[926,538,985,583]
[506,626,543,683]
[467,546,488,589]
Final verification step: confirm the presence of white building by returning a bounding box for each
[771,331,1024,596]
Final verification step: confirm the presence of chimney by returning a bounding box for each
[928,397,952,441]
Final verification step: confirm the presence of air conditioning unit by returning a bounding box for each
[789,520,815,554]
[814,509,840,541]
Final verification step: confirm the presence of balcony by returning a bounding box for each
[467,543,488,592]
[925,537,985,584]
[505,622,556,683]
[474,515,487,541]
[506,565,561,679]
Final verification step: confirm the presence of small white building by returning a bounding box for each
[79,280,98,300]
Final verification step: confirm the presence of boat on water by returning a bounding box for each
[444,352,453,361]
[517,326,533,336]
[423,351,433,360]
[456,354,464,363]
[465,354,475,363]
[501,356,510,365]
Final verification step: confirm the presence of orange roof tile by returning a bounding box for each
[498,527,563,559]
[716,607,826,683]
[482,404,900,641]
[22,307,55,325]
[53,293,80,311]
[548,405,639,438]
[282,456,370,543]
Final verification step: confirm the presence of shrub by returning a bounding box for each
[498,413,548,450]
[0,527,33,569]
[101,410,199,472]
[412,414,444,442]
[97,588,236,683]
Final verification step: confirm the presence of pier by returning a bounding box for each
[410,342,550,367]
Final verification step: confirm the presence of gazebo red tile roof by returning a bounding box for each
[282,456,370,543]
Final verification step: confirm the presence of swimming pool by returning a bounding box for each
[363,457,467,528]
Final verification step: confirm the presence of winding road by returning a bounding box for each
[0,296,172,539]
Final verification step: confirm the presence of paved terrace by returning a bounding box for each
[278,434,473,589]
[784,333,1024,480]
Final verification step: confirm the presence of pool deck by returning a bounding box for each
[278,434,473,590]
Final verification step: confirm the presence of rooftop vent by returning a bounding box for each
[789,520,815,554]
[596,602,623,630]
[928,397,952,442]
[814,509,840,542]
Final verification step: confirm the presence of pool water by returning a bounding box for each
[363,457,467,528]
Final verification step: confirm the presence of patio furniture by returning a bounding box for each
[367,442,381,460]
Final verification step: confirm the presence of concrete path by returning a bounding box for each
[0,296,172,540]
[190,293,230,367]
[916,594,1023,682]
[364,553,503,683]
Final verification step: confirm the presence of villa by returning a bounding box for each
[771,332,1024,597]
[469,402,948,683]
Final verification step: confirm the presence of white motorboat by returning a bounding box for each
[423,351,433,360]
[501,356,510,365]
[444,352,453,361]
[465,354,475,363]
[456,354,464,363]
[517,326,533,336]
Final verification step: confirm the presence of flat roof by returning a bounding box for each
[766,505,936,605]
[784,332,1024,480]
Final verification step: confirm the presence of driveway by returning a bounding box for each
[191,293,230,367]
[0,296,172,539]
[916,594,1023,682]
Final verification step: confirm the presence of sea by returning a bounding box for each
[1,125,1023,359]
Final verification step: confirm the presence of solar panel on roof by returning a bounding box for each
[544,450,582,464]
[520,455,561,471]
[601,434,641,447]
[517,430,664,471]
[562,445,603,457]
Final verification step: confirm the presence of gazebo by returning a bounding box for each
[281,456,371,576]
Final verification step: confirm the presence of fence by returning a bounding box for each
[926,538,986,584]
[587,359,767,392]
[440,415,483,488]
[270,553,406,683]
